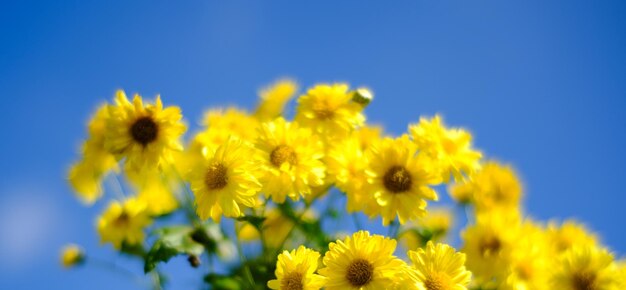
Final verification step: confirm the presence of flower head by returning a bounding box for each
[256,118,325,203]
[60,244,85,269]
[268,246,326,290]
[408,241,472,290]
[295,83,365,138]
[68,105,118,204]
[189,137,262,221]
[365,136,440,225]
[551,245,622,290]
[105,90,186,171]
[409,115,481,182]
[319,231,408,289]
[97,198,152,249]
[255,79,299,121]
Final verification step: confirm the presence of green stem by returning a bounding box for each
[234,233,256,288]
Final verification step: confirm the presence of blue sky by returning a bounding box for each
[1,1,625,289]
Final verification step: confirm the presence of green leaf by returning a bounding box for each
[204,273,243,290]
[144,225,205,273]
[235,215,266,232]
[144,240,179,273]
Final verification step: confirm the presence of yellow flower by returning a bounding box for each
[450,161,522,212]
[502,221,550,290]
[408,241,472,290]
[194,107,260,153]
[326,134,370,213]
[189,137,262,221]
[60,244,85,268]
[295,83,365,138]
[353,125,383,150]
[319,231,407,289]
[551,245,622,290]
[409,115,482,183]
[68,105,118,204]
[268,246,327,290]
[256,118,325,203]
[461,210,519,282]
[105,90,186,171]
[255,79,299,121]
[132,169,179,216]
[365,136,440,225]
[97,198,152,249]
[399,207,454,250]
[546,220,598,254]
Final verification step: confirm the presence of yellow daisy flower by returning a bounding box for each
[408,241,472,290]
[409,115,482,183]
[268,245,327,290]
[325,134,371,213]
[546,220,599,254]
[399,207,454,250]
[195,107,260,152]
[132,169,179,216]
[105,90,186,171]
[319,231,407,290]
[353,125,383,151]
[502,221,550,290]
[256,117,325,203]
[188,137,262,221]
[461,210,520,282]
[450,161,522,213]
[295,83,365,138]
[68,105,118,204]
[97,198,152,249]
[365,136,440,225]
[60,244,85,268]
[255,79,299,121]
[551,245,622,290]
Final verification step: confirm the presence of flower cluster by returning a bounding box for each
[64,79,625,290]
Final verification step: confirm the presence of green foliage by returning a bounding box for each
[144,225,204,273]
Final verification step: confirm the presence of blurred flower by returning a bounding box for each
[68,105,118,204]
[546,220,599,254]
[399,207,454,250]
[268,245,326,290]
[255,79,299,121]
[450,161,522,212]
[326,134,371,213]
[295,83,365,139]
[256,117,325,203]
[409,115,482,183]
[97,198,152,249]
[550,245,622,290]
[60,244,85,269]
[462,210,520,283]
[502,221,550,290]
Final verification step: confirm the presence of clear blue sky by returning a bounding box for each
[1,1,625,289]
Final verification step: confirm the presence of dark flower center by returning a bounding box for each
[572,271,596,290]
[383,166,412,193]
[270,145,297,167]
[479,236,502,256]
[130,116,158,146]
[205,163,228,190]
[281,271,304,290]
[346,258,374,287]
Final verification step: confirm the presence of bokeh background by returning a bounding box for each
[1,1,625,289]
